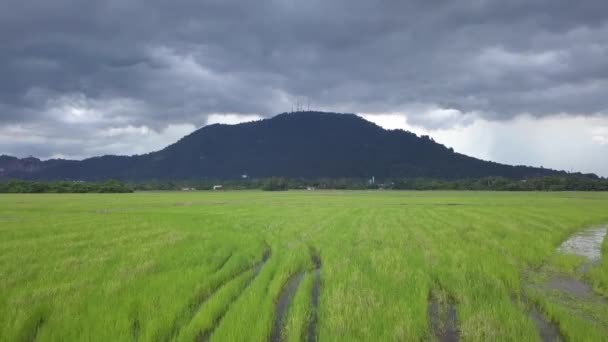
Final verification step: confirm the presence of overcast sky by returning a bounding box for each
[1,0,607,176]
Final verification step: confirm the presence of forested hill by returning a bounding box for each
[0,111,596,181]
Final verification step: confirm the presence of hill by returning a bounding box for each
[0,111,595,181]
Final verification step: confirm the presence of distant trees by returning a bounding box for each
[391,176,608,191]
[125,175,608,192]
[261,177,289,191]
[4,175,605,193]
[0,180,133,193]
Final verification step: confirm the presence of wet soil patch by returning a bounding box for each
[547,274,594,299]
[270,273,305,342]
[558,227,607,264]
[428,295,459,342]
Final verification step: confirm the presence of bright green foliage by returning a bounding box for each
[0,191,608,341]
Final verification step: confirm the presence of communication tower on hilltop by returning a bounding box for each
[291,97,312,113]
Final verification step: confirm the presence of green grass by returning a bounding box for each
[1,191,608,341]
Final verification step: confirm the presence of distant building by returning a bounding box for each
[213,185,223,191]
[181,187,195,191]
[306,186,316,191]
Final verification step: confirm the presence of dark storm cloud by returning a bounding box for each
[1,0,608,157]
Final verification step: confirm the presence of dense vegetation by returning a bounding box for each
[128,176,608,192]
[261,177,289,191]
[1,112,594,181]
[0,180,133,193]
[2,175,607,193]
[1,191,607,341]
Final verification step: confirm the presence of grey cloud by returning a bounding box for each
[1,0,608,159]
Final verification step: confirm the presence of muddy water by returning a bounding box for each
[547,274,594,298]
[558,226,607,263]
[428,297,459,342]
[270,273,304,342]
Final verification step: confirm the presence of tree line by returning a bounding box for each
[1,176,607,193]
[0,180,133,193]
[129,175,608,191]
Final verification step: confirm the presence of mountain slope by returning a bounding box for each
[0,111,591,180]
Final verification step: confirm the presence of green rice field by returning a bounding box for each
[1,191,608,341]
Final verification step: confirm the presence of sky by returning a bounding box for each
[1,0,607,176]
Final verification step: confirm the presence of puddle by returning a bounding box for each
[558,227,607,263]
[270,273,305,342]
[547,274,594,298]
[428,296,459,342]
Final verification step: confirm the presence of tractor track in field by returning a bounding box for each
[427,293,459,342]
[268,246,323,342]
[28,316,45,342]
[196,248,271,342]
[527,301,562,342]
[162,247,270,342]
[521,225,608,340]
[510,292,562,342]
[307,249,322,342]
[270,273,305,342]
[19,310,47,342]
[131,317,141,341]
[211,252,233,274]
